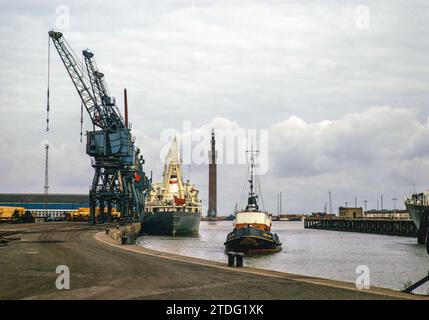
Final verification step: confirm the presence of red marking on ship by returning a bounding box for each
[174,197,186,205]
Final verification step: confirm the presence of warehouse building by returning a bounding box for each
[0,193,89,210]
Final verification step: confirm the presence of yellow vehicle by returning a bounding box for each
[0,207,33,223]
[67,207,121,222]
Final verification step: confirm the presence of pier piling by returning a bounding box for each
[304,218,417,237]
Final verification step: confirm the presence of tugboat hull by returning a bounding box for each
[141,211,201,236]
[224,227,282,254]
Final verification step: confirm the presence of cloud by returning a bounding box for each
[269,106,428,177]
[267,106,429,212]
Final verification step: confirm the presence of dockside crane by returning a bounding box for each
[48,30,150,224]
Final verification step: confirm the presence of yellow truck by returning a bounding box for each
[0,207,32,223]
[67,207,121,222]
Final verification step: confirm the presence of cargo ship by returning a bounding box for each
[404,191,429,245]
[224,149,282,253]
[142,138,201,236]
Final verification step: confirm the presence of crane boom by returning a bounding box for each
[49,31,112,130]
[82,49,125,130]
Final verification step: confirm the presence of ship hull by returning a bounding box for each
[405,203,429,244]
[224,227,282,254]
[141,211,201,236]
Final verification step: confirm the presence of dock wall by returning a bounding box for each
[304,218,417,237]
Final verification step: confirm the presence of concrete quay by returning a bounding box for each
[0,222,427,300]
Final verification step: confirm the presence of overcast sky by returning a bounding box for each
[1,1,429,214]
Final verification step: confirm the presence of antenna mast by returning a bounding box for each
[392,197,398,213]
[277,193,280,215]
[44,144,49,195]
[363,199,368,212]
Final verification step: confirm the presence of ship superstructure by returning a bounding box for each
[142,138,201,235]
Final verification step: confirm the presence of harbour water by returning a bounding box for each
[137,221,429,294]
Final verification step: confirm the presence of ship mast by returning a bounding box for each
[249,148,255,198]
[246,145,259,211]
[162,137,185,200]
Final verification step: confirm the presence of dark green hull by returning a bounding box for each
[224,227,282,254]
[141,211,201,236]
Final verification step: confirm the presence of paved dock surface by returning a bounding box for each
[0,222,426,300]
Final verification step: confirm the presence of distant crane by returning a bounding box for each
[276,191,284,216]
[363,200,368,212]
[392,197,398,213]
[44,144,49,195]
[328,191,333,215]
[47,30,150,224]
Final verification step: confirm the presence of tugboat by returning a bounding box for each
[404,191,429,246]
[142,137,202,236]
[224,149,282,253]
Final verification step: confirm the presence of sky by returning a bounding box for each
[1,0,429,215]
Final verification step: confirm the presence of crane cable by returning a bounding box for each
[80,100,84,142]
[46,35,84,141]
[80,53,84,142]
[46,35,50,131]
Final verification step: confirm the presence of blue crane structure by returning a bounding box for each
[48,30,150,224]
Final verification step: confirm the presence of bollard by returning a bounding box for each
[105,229,109,235]
[128,234,134,244]
[235,253,245,268]
[227,252,236,267]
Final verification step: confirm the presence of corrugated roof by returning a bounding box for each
[0,193,88,203]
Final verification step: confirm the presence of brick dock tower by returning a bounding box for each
[208,128,217,217]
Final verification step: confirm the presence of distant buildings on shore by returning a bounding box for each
[311,207,410,220]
